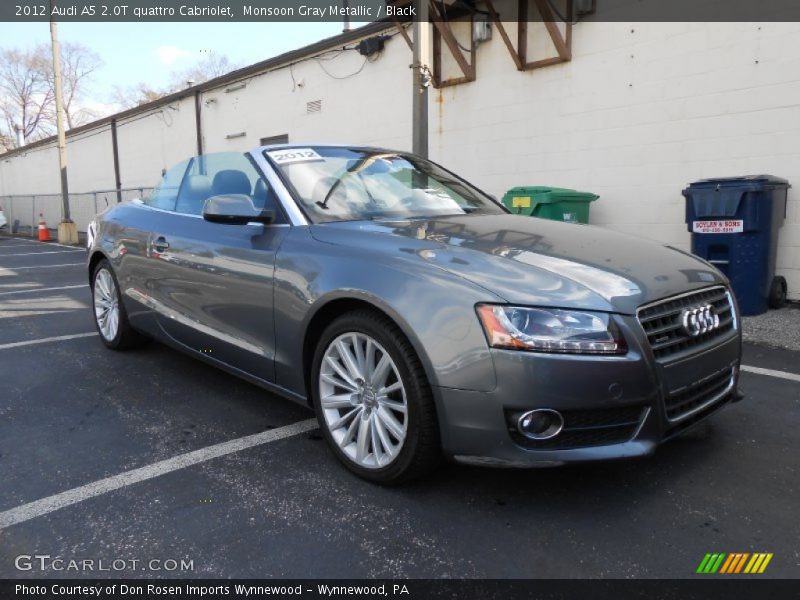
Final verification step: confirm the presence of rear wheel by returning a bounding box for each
[311,310,440,484]
[92,259,147,350]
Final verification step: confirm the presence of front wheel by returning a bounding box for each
[311,310,440,484]
[92,259,147,350]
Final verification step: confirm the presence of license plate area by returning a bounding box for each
[659,334,739,395]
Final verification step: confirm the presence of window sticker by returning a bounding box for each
[511,196,531,208]
[267,148,325,165]
[692,220,744,234]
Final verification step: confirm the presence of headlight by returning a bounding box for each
[476,304,627,355]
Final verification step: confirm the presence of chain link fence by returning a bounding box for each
[0,188,153,236]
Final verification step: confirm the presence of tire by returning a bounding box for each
[310,310,441,484]
[91,259,147,350]
[769,276,788,309]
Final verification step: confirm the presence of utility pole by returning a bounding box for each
[50,0,78,244]
[342,0,351,32]
[411,0,430,158]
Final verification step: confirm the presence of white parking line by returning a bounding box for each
[0,332,97,351]
[6,236,81,250]
[0,262,84,271]
[741,365,800,384]
[0,284,87,297]
[0,418,318,530]
[0,250,84,256]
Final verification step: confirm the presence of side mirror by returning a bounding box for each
[202,194,274,225]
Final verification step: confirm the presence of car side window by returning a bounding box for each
[172,152,284,222]
[144,153,285,222]
[143,158,191,211]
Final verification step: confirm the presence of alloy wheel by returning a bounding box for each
[93,269,120,342]
[318,332,408,469]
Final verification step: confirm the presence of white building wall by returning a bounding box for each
[0,21,798,298]
[429,21,800,300]
[0,145,60,195]
[199,37,411,153]
[0,144,61,229]
[115,97,197,188]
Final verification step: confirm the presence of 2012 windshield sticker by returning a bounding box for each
[267,149,325,165]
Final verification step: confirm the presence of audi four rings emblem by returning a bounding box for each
[681,304,720,337]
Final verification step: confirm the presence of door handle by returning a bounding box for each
[153,236,170,252]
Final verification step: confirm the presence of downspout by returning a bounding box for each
[194,90,203,156]
[111,118,122,203]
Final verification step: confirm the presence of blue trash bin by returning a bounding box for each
[682,175,790,316]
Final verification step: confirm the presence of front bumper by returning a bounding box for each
[434,313,742,467]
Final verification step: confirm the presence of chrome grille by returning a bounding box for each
[637,287,736,361]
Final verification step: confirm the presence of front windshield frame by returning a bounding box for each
[263,145,509,224]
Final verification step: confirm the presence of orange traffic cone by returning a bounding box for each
[38,213,51,241]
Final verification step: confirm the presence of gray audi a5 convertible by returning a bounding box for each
[87,144,742,483]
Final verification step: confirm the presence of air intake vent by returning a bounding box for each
[506,406,646,450]
[306,99,322,114]
[664,367,734,421]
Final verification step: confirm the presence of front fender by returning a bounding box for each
[273,227,503,396]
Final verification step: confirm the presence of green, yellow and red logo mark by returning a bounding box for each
[696,553,773,574]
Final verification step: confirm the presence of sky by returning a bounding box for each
[0,22,349,111]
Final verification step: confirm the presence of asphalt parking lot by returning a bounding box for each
[0,235,798,580]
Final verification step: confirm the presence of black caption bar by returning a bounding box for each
[3,0,800,23]
[2,579,800,600]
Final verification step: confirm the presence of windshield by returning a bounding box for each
[265,146,507,223]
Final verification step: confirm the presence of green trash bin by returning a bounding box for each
[502,186,599,224]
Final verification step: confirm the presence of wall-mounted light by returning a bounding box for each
[473,14,492,44]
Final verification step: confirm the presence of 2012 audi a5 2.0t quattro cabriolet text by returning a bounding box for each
[87,145,743,483]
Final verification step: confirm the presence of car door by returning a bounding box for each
[142,152,290,383]
[117,158,192,337]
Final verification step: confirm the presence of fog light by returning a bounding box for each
[517,409,564,440]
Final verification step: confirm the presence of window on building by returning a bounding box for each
[260,134,289,146]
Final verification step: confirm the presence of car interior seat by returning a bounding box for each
[212,170,252,197]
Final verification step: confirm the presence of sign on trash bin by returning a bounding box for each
[692,219,744,234]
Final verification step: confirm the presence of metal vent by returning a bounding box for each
[306,99,322,114]
[225,82,246,93]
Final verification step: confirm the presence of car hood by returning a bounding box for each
[309,214,725,314]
